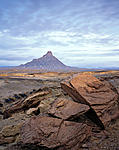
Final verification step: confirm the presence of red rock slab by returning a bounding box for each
[70,75,117,105]
[3,90,50,119]
[48,98,90,120]
[61,74,119,127]
[61,81,87,104]
[20,116,91,150]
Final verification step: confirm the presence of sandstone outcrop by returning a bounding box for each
[48,98,90,120]
[17,98,91,149]
[1,73,119,150]
[61,74,119,128]
[20,116,91,150]
[3,89,51,119]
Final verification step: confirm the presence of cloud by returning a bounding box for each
[0,0,119,67]
[0,55,32,61]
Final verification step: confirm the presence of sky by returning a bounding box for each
[0,0,119,68]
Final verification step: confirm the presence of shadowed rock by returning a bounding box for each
[0,102,3,107]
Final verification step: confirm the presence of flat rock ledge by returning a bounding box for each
[48,98,90,120]
[20,116,91,150]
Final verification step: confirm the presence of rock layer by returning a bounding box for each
[61,74,119,127]
[20,116,91,150]
[48,98,90,120]
[3,90,51,119]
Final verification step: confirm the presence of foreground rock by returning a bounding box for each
[61,74,119,128]
[3,89,51,119]
[0,123,22,145]
[0,113,29,147]
[20,116,91,150]
[1,72,119,150]
[48,98,90,120]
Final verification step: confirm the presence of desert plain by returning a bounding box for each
[0,69,119,150]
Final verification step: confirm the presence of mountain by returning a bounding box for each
[19,51,78,71]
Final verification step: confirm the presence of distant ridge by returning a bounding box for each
[18,51,78,71]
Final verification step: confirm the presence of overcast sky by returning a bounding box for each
[0,0,119,68]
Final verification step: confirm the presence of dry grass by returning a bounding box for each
[0,69,119,79]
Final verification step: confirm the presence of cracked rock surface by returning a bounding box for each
[19,116,91,150]
[48,98,90,120]
[61,74,119,128]
[0,73,119,150]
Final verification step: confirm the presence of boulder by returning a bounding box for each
[61,74,119,128]
[20,116,91,150]
[48,98,90,120]
[61,80,87,104]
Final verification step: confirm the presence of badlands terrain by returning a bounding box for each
[0,70,119,150]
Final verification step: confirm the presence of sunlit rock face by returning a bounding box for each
[61,74,119,128]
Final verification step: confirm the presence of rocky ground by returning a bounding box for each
[0,71,119,150]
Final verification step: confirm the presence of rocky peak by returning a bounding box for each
[43,51,53,57]
[47,51,53,55]
[19,51,78,71]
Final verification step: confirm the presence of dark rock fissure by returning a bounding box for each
[48,113,61,120]
[85,108,105,130]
